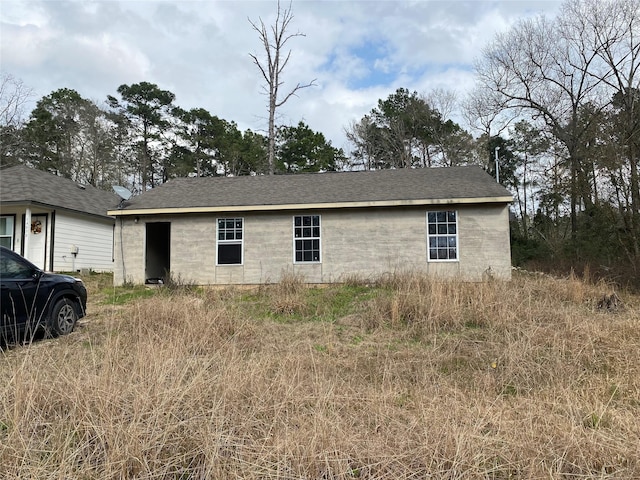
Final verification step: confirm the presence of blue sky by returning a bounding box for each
[0,0,562,151]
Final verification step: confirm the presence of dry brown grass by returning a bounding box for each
[0,271,638,479]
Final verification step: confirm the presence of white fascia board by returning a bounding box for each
[107,196,513,217]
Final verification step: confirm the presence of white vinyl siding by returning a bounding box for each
[53,213,114,272]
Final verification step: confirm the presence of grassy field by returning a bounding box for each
[0,271,638,479]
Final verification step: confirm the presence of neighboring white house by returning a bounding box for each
[0,165,120,272]
[108,166,513,286]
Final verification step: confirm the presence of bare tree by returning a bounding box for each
[574,0,640,259]
[462,86,516,138]
[0,74,34,167]
[249,0,316,175]
[344,116,382,171]
[0,73,33,127]
[475,0,640,272]
[475,11,608,241]
[426,88,457,123]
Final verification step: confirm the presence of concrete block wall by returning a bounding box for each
[112,204,511,286]
[113,217,145,285]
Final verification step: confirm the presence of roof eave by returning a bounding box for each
[1,200,115,220]
[107,196,514,216]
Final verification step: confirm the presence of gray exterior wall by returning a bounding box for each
[112,204,511,286]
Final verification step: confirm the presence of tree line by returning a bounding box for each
[1,0,638,280]
[0,80,478,188]
[0,80,347,192]
[473,0,639,279]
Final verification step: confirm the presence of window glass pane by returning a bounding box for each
[427,211,457,262]
[218,244,241,264]
[294,215,320,262]
[0,216,13,249]
[0,217,12,234]
[217,218,243,262]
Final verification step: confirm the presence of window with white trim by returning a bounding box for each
[0,216,14,249]
[217,218,243,265]
[427,211,458,261]
[294,215,321,263]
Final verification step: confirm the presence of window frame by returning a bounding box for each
[293,214,321,264]
[216,217,244,266]
[426,210,459,262]
[0,215,15,250]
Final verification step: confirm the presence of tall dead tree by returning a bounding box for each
[249,0,316,175]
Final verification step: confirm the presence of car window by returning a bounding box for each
[0,254,34,279]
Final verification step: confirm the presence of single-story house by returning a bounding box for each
[0,165,120,272]
[107,166,513,286]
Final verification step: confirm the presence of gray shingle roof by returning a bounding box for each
[112,166,512,213]
[0,165,120,218]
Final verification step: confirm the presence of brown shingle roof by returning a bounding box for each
[0,165,120,218]
[111,166,512,214]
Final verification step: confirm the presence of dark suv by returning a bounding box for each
[0,246,87,344]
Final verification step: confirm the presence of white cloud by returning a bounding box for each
[0,0,562,150]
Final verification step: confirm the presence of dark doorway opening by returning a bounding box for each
[145,222,170,284]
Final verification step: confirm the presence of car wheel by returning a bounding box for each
[49,299,78,337]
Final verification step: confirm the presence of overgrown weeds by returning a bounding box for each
[0,271,638,478]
